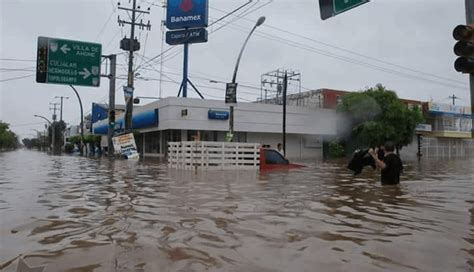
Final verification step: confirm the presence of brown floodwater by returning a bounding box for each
[0,149,473,271]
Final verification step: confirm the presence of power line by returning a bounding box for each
[95,9,117,41]
[141,5,466,91]
[219,21,468,90]
[0,58,35,63]
[0,74,34,82]
[145,1,273,68]
[211,5,465,87]
[104,29,122,53]
[0,67,35,73]
[135,0,262,73]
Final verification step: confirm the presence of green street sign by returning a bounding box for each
[334,0,368,13]
[36,36,102,87]
[319,0,369,20]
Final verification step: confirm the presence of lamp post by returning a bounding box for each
[69,85,84,156]
[34,114,53,153]
[228,16,265,141]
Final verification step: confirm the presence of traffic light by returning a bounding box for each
[453,24,474,73]
[36,37,49,83]
[109,110,116,125]
[38,48,46,72]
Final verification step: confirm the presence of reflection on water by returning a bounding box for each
[0,150,473,271]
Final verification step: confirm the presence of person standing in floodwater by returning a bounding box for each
[369,141,403,185]
[277,143,284,156]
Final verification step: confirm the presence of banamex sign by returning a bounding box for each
[166,0,209,30]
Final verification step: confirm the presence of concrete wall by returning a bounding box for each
[247,132,322,160]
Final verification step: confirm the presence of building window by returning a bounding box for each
[145,131,160,154]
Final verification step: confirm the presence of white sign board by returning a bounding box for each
[112,133,139,159]
[415,124,432,132]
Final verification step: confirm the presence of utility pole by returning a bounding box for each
[102,54,117,157]
[159,0,166,99]
[261,68,301,105]
[449,94,460,105]
[282,72,288,156]
[55,96,69,121]
[50,102,59,154]
[50,102,59,121]
[467,0,474,138]
[118,0,151,132]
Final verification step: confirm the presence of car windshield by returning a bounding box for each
[264,149,288,165]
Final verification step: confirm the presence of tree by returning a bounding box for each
[0,122,19,150]
[47,120,67,152]
[22,138,41,149]
[338,84,424,151]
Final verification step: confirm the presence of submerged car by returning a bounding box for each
[259,148,305,171]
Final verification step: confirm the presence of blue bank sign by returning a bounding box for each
[208,110,229,120]
[166,0,209,30]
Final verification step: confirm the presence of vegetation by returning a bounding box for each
[47,120,67,151]
[23,138,43,149]
[329,141,345,158]
[338,84,424,151]
[0,122,19,151]
[68,134,101,144]
[64,143,75,153]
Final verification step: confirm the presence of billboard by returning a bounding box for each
[166,0,209,30]
[428,102,472,116]
[112,133,139,159]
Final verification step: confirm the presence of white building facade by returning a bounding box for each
[92,97,338,160]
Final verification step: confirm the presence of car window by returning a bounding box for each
[264,149,289,165]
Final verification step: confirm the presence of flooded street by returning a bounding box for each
[0,150,473,271]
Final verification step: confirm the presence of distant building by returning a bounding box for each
[262,88,473,157]
[416,102,473,157]
[260,88,424,110]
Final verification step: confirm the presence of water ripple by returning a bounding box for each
[0,150,473,271]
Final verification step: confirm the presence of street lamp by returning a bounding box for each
[34,114,54,153]
[69,85,84,156]
[228,16,266,141]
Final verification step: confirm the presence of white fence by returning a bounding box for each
[168,141,261,170]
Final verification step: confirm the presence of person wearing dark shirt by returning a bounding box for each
[369,141,403,185]
[377,144,385,160]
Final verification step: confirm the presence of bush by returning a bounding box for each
[65,143,75,153]
[329,141,345,158]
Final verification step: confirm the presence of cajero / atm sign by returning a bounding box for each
[36,36,102,87]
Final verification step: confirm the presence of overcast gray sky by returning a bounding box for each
[0,0,468,138]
